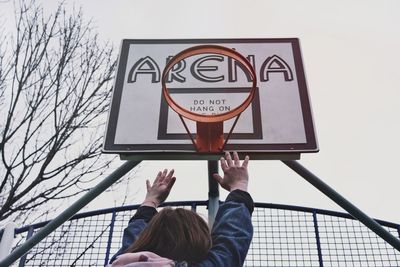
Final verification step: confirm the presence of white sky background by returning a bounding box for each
[1,0,400,224]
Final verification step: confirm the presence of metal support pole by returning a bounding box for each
[0,160,141,267]
[208,160,220,227]
[282,160,400,252]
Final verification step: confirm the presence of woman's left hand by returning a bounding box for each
[142,169,176,208]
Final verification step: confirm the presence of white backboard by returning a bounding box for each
[103,38,318,159]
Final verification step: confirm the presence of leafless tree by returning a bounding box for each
[0,0,116,224]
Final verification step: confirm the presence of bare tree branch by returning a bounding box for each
[0,0,117,224]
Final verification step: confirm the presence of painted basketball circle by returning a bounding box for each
[161,45,258,123]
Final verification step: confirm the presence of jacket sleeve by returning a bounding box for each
[109,206,157,263]
[195,190,254,267]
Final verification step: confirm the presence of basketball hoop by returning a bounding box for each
[162,45,257,152]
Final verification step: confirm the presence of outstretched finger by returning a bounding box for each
[159,169,168,182]
[220,156,228,172]
[154,171,162,183]
[166,169,175,181]
[242,155,250,168]
[225,152,233,167]
[167,177,176,190]
[146,179,151,191]
[233,151,240,166]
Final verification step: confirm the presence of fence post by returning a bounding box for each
[104,211,117,266]
[18,226,34,267]
[312,211,324,267]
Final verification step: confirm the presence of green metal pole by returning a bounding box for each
[282,160,400,252]
[207,160,219,227]
[0,160,141,267]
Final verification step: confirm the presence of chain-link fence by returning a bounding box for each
[4,201,400,266]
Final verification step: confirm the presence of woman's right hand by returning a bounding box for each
[213,151,249,192]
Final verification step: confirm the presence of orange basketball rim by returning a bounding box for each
[162,45,257,153]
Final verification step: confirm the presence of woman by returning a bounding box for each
[110,152,254,266]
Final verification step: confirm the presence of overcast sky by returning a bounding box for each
[2,0,400,224]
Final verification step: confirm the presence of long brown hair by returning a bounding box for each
[126,208,212,264]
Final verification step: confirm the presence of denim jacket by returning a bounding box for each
[110,190,254,266]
